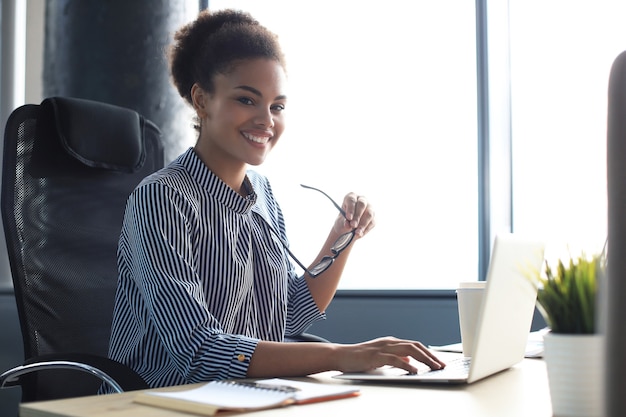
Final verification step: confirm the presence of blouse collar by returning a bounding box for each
[180,148,258,214]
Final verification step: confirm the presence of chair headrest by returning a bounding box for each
[41,97,147,172]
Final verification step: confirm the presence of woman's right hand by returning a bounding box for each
[332,337,446,374]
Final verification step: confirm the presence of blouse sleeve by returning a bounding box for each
[118,182,259,382]
[285,276,326,336]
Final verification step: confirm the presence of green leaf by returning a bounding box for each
[532,252,603,334]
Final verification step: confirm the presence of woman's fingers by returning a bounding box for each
[336,337,446,374]
[340,192,375,237]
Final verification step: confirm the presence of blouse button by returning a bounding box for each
[237,354,247,362]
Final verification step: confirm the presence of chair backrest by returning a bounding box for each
[1,97,164,400]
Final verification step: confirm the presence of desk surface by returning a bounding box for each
[19,357,551,417]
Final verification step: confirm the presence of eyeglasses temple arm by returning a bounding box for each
[253,213,313,276]
[300,184,347,218]
[282,244,310,273]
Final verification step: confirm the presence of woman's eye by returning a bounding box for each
[237,97,254,105]
[271,104,285,112]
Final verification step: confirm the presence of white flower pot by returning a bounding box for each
[543,332,604,417]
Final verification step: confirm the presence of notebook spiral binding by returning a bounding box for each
[218,380,300,394]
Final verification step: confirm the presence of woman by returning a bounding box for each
[108,8,445,388]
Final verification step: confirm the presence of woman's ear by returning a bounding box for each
[191,83,208,118]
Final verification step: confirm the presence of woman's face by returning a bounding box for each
[193,58,287,170]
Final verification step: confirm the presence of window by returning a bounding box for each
[509,0,624,261]
[209,0,479,289]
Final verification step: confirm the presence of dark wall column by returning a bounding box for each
[43,0,198,162]
[606,50,626,417]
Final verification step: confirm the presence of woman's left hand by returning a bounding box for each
[334,192,376,239]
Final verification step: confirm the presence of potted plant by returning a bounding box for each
[533,251,605,417]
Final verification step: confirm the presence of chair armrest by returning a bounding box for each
[0,353,148,393]
[1,360,124,393]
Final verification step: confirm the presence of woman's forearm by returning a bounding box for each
[305,230,355,311]
[246,340,340,378]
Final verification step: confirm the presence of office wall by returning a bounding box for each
[310,292,460,344]
[308,291,546,345]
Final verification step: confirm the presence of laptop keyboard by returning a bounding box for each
[424,357,471,376]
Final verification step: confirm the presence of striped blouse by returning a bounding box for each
[107,148,324,388]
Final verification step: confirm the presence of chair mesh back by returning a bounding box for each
[1,99,164,400]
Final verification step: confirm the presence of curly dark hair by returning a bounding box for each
[168,9,286,106]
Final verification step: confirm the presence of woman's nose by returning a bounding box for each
[254,107,274,128]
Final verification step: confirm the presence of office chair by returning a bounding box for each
[0,97,164,402]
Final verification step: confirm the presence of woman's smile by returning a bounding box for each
[242,130,272,145]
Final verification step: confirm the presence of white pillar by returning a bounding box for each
[1,0,27,130]
[0,0,27,289]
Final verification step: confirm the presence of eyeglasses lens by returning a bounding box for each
[331,231,355,254]
[309,258,333,277]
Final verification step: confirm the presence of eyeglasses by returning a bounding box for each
[270,184,356,278]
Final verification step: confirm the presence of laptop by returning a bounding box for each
[334,233,545,385]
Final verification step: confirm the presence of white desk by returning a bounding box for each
[19,357,552,417]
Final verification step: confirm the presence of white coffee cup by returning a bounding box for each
[456,281,486,357]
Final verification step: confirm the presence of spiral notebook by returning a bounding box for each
[134,378,360,415]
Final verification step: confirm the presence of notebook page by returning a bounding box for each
[142,380,294,409]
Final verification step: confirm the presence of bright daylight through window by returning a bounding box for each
[210,0,620,289]
[210,0,478,289]
[509,0,622,263]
